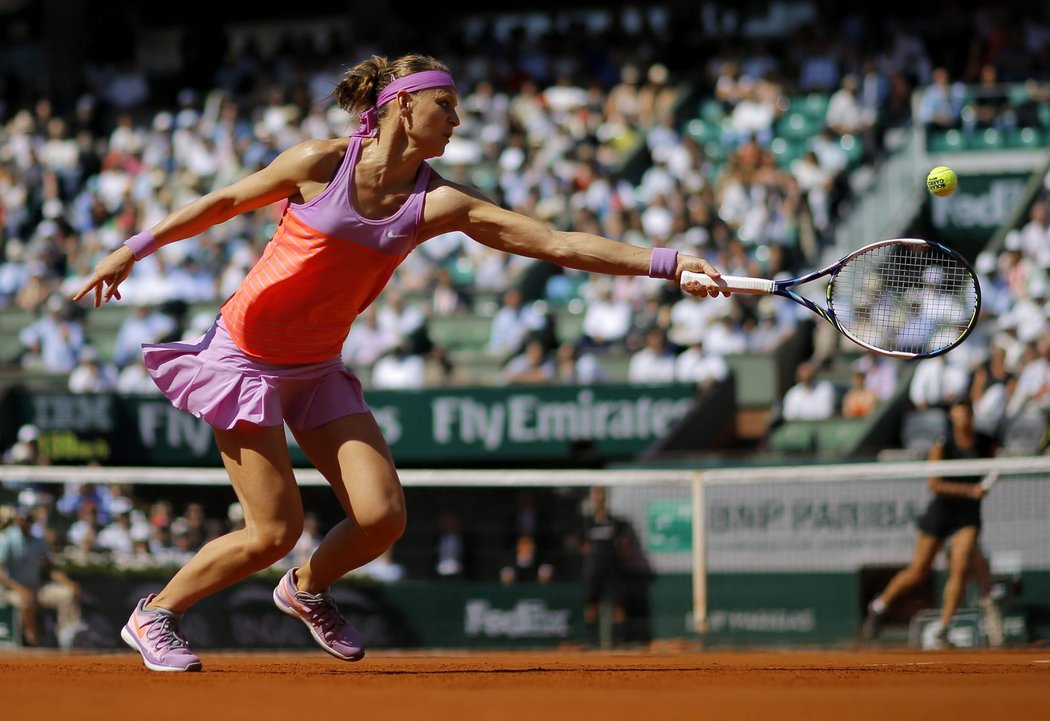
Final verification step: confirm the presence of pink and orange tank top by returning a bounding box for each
[220,136,431,364]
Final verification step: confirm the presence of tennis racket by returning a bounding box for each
[682,238,981,359]
[979,471,1000,493]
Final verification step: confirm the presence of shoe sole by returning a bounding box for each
[120,624,203,672]
[272,585,365,662]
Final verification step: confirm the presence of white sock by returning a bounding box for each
[870,597,886,614]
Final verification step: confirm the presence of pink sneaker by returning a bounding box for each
[120,595,202,672]
[273,567,365,661]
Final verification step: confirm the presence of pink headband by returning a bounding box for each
[354,70,456,137]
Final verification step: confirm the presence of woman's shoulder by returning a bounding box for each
[278,137,350,169]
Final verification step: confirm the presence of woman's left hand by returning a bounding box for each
[73,246,136,307]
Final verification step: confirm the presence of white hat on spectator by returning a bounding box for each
[975,250,997,275]
[152,112,173,132]
[17,424,40,443]
[1004,229,1022,251]
[4,240,25,262]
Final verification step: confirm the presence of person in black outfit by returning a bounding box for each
[580,486,631,648]
[862,396,998,648]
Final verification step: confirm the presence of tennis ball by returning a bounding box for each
[926,166,958,197]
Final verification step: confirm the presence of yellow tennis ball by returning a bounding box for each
[926,166,958,197]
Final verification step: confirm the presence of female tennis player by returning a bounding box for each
[861,395,997,649]
[73,53,730,672]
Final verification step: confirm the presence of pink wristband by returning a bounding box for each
[648,247,678,279]
[123,231,158,260]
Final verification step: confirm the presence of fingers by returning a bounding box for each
[681,275,725,299]
[699,259,722,279]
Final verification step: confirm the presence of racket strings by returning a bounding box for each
[830,245,978,355]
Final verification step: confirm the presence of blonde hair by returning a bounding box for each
[333,54,450,127]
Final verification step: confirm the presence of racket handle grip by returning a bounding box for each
[681,271,775,295]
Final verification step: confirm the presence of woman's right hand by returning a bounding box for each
[73,245,136,307]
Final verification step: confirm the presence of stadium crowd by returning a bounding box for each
[3,3,1050,631]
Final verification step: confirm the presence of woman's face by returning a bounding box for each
[410,87,460,157]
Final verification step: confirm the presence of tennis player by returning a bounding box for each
[74,53,730,672]
[862,395,997,649]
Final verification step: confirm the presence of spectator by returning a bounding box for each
[117,355,164,395]
[0,505,85,649]
[486,287,537,358]
[579,282,633,352]
[747,297,794,352]
[501,336,556,385]
[674,337,729,392]
[428,267,472,316]
[355,548,406,583]
[277,512,324,571]
[2,424,50,467]
[970,343,1017,437]
[841,369,879,418]
[67,346,119,393]
[909,354,972,410]
[917,66,967,130]
[341,306,398,369]
[554,341,607,385]
[370,337,427,390]
[95,503,139,558]
[1006,335,1050,417]
[18,293,86,373]
[781,361,836,421]
[434,512,467,580]
[628,328,677,385]
[111,301,178,369]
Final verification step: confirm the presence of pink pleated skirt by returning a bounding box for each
[142,315,369,430]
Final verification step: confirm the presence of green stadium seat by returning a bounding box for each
[769,136,807,169]
[685,118,722,145]
[926,128,964,153]
[839,133,864,165]
[776,111,821,141]
[698,98,726,124]
[768,422,817,453]
[789,93,830,120]
[1005,127,1044,149]
[703,140,727,163]
[970,127,1004,150]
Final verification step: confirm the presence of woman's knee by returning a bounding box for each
[245,518,304,560]
[361,504,407,546]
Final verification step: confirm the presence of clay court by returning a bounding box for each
[2,647,1048,721]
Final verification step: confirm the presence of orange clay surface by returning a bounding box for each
[2,647,1048,721]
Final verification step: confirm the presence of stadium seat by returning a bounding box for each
[839,133,864,166]
[970,127,1005,150]
[1000,410,1048,454]
[1004,127,1043,149]
[770,136,807,168]
[789,93,830,120]
[698,98,726,124]
[685,118,723,145]
[768,422,817,453]
[776,111,821,141]
[901,407,949,452]
[926,128,964,153]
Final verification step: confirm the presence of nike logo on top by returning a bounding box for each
[386,231,409,238]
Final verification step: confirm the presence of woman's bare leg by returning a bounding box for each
[149,422,304,613]
[940,525,979,629]
[288,412,406,593]
[876,532,943,609]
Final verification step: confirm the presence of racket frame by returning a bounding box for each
[682,238,982,360]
